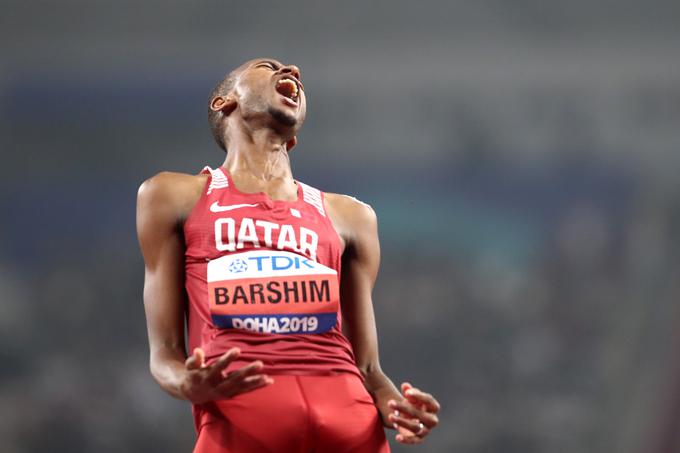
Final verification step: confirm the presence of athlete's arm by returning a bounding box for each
[327,194,440,445]
[136,172,273,404]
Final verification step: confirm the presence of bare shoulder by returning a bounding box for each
[324,192,378,246]
[137,171,208,222]
[325,192,376,218]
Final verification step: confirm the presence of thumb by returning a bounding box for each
[401,382,426,411]
[185,347,206,370]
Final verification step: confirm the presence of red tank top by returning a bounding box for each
[184,166,361,379]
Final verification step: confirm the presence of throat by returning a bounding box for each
[231,172,298,202]
[223,134,297,200]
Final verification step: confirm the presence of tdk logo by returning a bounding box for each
[228,258,249,273]
[247,255,316,272]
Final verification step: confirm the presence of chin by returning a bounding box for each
[268,106,298,128]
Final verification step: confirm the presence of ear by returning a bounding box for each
[285,136,297,152]
[210,95,237,116]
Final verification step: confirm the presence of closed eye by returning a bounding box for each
[257,61,278,70]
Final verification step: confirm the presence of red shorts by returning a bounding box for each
[192,373,390,453]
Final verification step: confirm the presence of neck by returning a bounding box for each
[220,123,298,200]
[222,125,293,184]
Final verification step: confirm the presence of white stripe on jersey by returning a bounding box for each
[298,182,326,217]
[203,166,229,194]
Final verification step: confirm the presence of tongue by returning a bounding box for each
[276,80,296,100]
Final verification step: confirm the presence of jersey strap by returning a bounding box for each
[201,166,229,194]
[298,182,326,217]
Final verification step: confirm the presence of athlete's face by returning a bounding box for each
[232,58,307,133]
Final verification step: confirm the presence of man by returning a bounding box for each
[136,58,440,452]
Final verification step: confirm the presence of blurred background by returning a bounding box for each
[2,1,680,452]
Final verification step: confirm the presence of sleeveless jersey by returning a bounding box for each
[183,166,361,379]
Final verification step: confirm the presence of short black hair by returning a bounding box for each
[207,73,237,152]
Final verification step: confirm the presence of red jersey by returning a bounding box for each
[183,166,361,379]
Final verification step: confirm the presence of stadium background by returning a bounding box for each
[2,1,680,452]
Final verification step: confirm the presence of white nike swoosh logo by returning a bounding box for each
[210,202,259,212]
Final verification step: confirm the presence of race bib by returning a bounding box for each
[207,250,339,334]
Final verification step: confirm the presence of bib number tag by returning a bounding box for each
[207,250,339,334]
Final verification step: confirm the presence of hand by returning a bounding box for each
[180,347,274,404]
[387,382,440,445]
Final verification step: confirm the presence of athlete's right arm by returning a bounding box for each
[136,172,273,404]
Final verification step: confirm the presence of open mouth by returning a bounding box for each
[275,77,300,104]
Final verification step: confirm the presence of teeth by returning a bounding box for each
[277,79,298,100]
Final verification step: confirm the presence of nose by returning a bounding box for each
[280,64,301,81]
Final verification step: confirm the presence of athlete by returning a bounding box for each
[137,58,440,452]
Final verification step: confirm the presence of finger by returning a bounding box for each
[389,412,425,434]
[239,374,274,391]
[206,348,241,379]
[242,374,274,386]
[224,360,264,382]
[388,400,439,429]
[403,386,441,414]
[401,382,426,411]
[185,348,205,370]
[395,421,430,443]
[400,383,422,410]
[217,373,273,398]
[396,432,424,445]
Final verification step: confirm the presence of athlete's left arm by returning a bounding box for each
[330,195,440,445]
